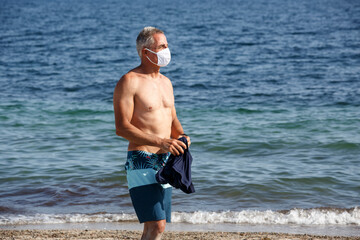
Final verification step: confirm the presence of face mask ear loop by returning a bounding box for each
[145,48,159,66]
[146,55,159,66]
[145,48,157,54]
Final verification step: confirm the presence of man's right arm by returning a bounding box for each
[113,74,186,155]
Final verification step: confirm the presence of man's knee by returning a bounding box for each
[156,220,166,233]
[146,220,166,234]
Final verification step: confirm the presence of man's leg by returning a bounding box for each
[141,219,166,240]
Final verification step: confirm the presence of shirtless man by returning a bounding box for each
[113,27,191,240]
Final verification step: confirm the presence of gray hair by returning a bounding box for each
[136,26,164,58]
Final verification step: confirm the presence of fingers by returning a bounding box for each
[169,145,181,156]
[161,138,190,156]
[178,135,191,147]
[164,139,186,156]
[171,139,186,155]
[178,140,187,150]
[185,136,191,147]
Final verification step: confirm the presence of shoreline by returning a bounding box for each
[1,229,359,240]
[1,223,359,239]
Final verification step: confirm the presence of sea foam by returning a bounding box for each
[0,207,359,226]
[171,208,360,225]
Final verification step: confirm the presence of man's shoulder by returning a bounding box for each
[121,69,142,81]
[117,69,142,87]
[114,72,140,95]
[159,73,173,87]
[159,73,170,80]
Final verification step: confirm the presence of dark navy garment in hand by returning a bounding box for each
[156,137,195,194]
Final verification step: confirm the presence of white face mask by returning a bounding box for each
[145,48,171,67]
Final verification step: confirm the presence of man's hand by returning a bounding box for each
[160,138,187,156]
[184,135,191,147]
[178,134,191,147]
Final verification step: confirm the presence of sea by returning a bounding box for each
[1,0,360,236]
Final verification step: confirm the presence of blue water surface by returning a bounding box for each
[0,0,360,216]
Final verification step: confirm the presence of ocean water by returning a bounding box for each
[1,0,360,231]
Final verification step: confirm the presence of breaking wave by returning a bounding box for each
[1,207,359,226]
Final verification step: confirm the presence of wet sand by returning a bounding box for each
[1,230,359,240]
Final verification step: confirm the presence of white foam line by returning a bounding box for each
[172,208,360,225]
[0,207,359,226]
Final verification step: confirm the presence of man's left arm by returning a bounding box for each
[171,106,191,146]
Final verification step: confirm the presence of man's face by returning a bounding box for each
[149,33,168,52]
[143,33,169,65]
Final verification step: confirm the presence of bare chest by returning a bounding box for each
[134,80,174,112]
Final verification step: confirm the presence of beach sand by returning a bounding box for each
[1,230,359,240]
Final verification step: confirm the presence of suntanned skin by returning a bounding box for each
[113,33,190,155]
[113,33,191,240]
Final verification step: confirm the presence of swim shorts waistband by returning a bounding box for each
[125,150,170,171]
[125,150,171,190]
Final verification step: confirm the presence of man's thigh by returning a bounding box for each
[130,184,172,223]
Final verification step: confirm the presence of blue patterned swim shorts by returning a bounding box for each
[125,150,172,223]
